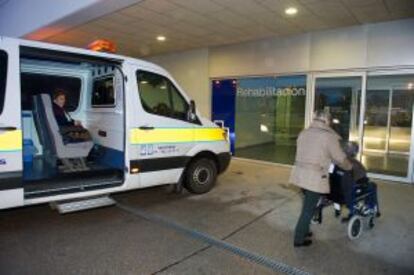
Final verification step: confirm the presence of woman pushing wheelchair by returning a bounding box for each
[290,110,381,246]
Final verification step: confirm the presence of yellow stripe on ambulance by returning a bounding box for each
[0,130,22,152]
[130,128,226,145]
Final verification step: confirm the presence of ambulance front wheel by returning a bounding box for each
[185,158,217,194]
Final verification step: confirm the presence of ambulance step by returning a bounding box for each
[52,196,115,214]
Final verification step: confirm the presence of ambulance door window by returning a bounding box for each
[92,76,116,107]
[137,71,171,117]
[170,84,188,120]
[137,71,189,121]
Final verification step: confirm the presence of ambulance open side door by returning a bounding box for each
[0,38,23,209]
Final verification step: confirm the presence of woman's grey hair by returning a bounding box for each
[344,141,359,157]
[313,110,331,124]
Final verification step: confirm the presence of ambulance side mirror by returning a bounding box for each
[188,100,197,122]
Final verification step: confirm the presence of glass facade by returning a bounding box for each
[314,77,362,142]
[362,74,414,177]
[212,75,306,165]
[211,72,413,181]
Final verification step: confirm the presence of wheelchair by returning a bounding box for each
[312,166,380,240]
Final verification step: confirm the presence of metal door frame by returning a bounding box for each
[410,95,414,184]
[309,71,366,145]
[364,68,414,184]
[310,71,413,183]
[406,85,414,183]
[364,70,414,183]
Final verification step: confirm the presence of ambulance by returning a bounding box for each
[0,37,231,213]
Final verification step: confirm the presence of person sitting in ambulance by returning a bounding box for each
[53,89,82,127]
[52,89,91,144]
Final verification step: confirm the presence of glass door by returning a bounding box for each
[363,74,414,181]
[312,73,363,144]
[311,72,414,182]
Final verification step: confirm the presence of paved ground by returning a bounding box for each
[0,159,413,275]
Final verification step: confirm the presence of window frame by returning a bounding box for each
[20,71,83,113]
[0,50,8,116]
[167,78,191,120]
[91,75,116,109]
[136,70,198,123]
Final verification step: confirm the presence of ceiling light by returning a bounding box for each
[285,7,298,15]
[260,124,269,133]
[156,35,166,42]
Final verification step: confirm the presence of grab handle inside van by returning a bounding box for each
[139,126,155,130]
[98,130,107,137]
[0,126,17,131]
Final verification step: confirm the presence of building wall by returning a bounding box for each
[146,18,414,120]
[209,33,311,77]
[210,18,414,77]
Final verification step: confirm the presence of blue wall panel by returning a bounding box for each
[211,79,236,153]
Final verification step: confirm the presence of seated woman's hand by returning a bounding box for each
[74,120,82,127]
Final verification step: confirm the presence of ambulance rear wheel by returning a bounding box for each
[185,158,217,194]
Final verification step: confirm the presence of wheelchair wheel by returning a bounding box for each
[347,215,363,240]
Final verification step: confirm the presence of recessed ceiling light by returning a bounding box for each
[260,124,269,133]
[285,7,298,15]
[157,35,166,42]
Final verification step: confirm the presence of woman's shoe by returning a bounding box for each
[294,240,312,247]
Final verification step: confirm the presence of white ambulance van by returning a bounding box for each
[0,37,231,213]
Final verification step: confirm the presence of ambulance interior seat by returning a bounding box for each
[22,110,43,156]
[32,94,94,172]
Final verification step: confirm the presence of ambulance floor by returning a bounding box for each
[0,159,413,275]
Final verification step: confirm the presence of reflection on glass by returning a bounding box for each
[389,90,414,153]
[314,77,362,142]
[234,75,306,165]
[363,74,414,177]
[364,90,388,151]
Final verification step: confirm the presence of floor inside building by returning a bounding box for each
[235,143,410,177]
[0,160,413,275]
[235,144,296,165]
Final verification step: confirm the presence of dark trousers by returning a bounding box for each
[294,189,322,244]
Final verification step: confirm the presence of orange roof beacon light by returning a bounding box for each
[87,39,116,53]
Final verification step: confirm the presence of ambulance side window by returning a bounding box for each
[137,71,189,121]
[92,76,115,107]
[0,50,7,115]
